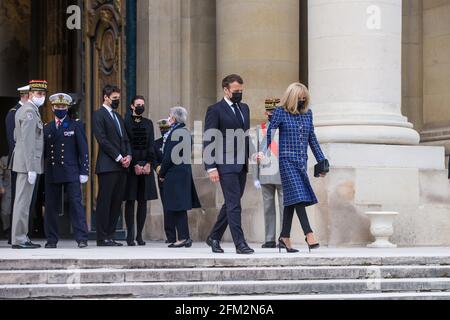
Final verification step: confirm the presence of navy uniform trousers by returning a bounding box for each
[44,181,88,243]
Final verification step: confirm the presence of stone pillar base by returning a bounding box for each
[308,143,450,247]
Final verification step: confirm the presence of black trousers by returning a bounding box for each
[44,181,89,243]
[125,176,147,241]
[209,169,247,246]
[166,210,189,241]
[158,183,176,242]
[280,203,313,238]
[96,171,126,241]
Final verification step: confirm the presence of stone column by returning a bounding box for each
[216,0,300,125]
[308,0,420,145]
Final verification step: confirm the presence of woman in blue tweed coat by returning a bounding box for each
[265,82,328,253]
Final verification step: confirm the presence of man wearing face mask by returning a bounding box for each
[153,119,175,244]
[10,80,47,249]
[93,85,132,246]
[43,93,90,248]
[203,74,254,254]
[5,85,30,244]
[123,96,158,246]
[252,98,284,249]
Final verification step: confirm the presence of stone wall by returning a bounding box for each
[0,0,30,97]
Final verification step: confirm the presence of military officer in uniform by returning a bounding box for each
[252,98,284,249]
[153,119,175,244]
[43,93,90,248]
[11,80,47,249]
[5,85,30,243]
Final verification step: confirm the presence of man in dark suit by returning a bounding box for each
[203,74,254,254]
[93,85,132,246]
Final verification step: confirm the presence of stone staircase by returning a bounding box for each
[1,255,450,299]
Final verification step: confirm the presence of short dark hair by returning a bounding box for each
[222,74,244,89]
[102,85,120,99]
[131,95,145,105]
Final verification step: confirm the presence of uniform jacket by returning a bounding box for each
[44,117,89,184]
[5,102,21,168]
[12,101,44,174]
[251,121,282,185]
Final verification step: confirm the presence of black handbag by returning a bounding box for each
[314,159,329,177]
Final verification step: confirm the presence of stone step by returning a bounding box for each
[1,255,450,270]
[2,278,450,299]
[0,265,449,285]
[151,292,450,300]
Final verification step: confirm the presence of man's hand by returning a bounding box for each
[121,156,131,168]
[255,152,265,164]
[80,175,89,184]
[208,170,220,183]
[143,163,151,175]
[134,165,143,175]
[28,171,37,185]
[156,165,161,175]
[253,180,261,189]
[0,187,5,195]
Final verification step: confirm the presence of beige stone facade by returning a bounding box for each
[132,0,450,246]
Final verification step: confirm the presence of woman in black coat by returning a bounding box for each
[157,106,201,248]
[123,96,158,246]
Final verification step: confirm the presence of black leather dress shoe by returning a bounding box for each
[261,241,277,248]
[236,243,254,254]
[45,242,57,249]
[109,240,123,247]
[136,238,146,246]
[12,241,41,249]
[127,240,136,246]
[206,237,224,253]
[77,241,88,248]
[97,240,114,247]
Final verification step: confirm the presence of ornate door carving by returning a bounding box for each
[84,0,126,229]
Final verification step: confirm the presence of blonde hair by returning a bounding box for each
[280,82,310,115]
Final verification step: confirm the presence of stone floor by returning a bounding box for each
[1,240,449,260]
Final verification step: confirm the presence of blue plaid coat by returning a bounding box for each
[267,107,325,207]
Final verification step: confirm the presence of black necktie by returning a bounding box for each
[231,103,244,127]
[112,112,123,137]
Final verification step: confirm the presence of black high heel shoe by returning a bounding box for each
[278,238,299,253]
[305,237,320,253]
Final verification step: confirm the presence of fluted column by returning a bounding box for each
[308,0,420,145]
[216,0,299,124]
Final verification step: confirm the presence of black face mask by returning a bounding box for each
[297,100,306,111]
[134,105,145,116]
[111,99,120,110]
[230,92,243,104]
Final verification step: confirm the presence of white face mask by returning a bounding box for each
[31,96,46,107]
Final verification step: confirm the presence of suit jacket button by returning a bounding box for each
[61,162,64,165]
[52,162,55,165]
